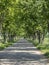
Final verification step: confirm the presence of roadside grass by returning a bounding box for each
[0,42,13,50]
[0,38,19,50]
[37,38,49,58]
[0,43,5,50]
[28,37,49,58]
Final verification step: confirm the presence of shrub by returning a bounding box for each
[0,42,13,50]
[37,44,46,50]
[5,43,13,47]
[0,44,5,50]
[44,52,49,58]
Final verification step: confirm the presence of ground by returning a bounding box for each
[0,39,49,65]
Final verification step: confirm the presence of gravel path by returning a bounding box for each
[0,39,49,65]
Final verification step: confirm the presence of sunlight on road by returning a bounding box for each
[0,39,49,65]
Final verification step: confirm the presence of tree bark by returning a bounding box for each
[37,31,41,43]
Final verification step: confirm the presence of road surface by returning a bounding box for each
[0,39,49,65]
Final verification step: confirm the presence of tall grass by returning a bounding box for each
[0,42,13,50]
[0,37,19,50]
[28,36,49,58]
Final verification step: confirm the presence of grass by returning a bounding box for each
[28,37,49,58]
[44,52,49,58]
[0,42,13,50]
[0,38,19,50]
[0,43,5,50]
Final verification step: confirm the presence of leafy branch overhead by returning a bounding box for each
[0,0,49,43]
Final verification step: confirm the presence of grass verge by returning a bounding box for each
[0,42,13,50]
[0,38,19,50]
[28,38,49,58]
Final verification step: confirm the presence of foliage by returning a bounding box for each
[0,0,49,57]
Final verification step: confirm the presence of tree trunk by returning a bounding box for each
[8,34,14,42]
[33,32,36,40]
[3,33,6,43]
[37,31,41,43]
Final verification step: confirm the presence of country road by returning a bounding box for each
[0,39,49,65]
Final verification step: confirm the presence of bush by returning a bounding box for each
[44,52,49,58]
[0,42,13,50]
[37,44,47,50]
[0,44,5,50]
[5,43,13,47]
[33,41,39,46]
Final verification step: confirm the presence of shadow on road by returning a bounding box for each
[0,39,49,65]
[0,51,45,60]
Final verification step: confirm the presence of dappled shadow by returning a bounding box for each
[0,59,48,65]
[12,43,33,47]
[5,47,37,51]
[0,52,48,65]
[17,39,30,43]
[0,52,45,60]
[0,39,49,65]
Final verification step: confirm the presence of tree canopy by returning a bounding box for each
[0,0,49,43]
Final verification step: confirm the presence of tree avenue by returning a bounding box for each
[0,0,49,44]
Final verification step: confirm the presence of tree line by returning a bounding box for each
[0,0,49,43]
